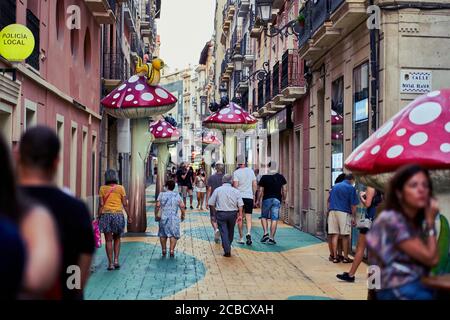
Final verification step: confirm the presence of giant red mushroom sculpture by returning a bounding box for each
[344,88,450,222]
[150,117,180,198]
[100,57,177,233]
[203,102,257,172]
[101,75,177,118]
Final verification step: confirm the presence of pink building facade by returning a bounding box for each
[0,0,103,207]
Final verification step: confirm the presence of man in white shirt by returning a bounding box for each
[233,157,257,245]
[208,175,244,257]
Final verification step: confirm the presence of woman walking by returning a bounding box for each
[366,164,439,300]
[155,180,186,258]
[194,169,207,210]
[336,186,383,282]
[98,169,131,271]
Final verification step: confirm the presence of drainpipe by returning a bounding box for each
[369,0,380,130]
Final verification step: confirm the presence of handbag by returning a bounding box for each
[356,217,373,230]
[92,220,102,248]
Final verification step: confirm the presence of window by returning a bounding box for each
[55,0,65,41]
[84,28,92,70]
[70,124,78,194]
[331,77,344,185]
[26,9,40,70]
[0,103,13,143]
[0,0,16,30]
[24,99,37,130]
[352,62,369,150]
[56,116,65,188]
[81,129,88,199]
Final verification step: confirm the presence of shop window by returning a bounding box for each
[26,9,40,70]
[0,0,16,31]
[0,105,12,143]
[352,62,369,150]
[331,77,344,185]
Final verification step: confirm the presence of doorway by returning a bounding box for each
[294,128,303,230]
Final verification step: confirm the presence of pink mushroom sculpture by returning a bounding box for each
[101,75,177,118]
[100,57,178,233]
[203,102,257,172]
[344,88,450,193]
[150,118,180,197]
[203,102,258,130]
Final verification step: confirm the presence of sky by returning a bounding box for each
[158,0,215,72]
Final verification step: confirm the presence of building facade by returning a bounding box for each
[212,0,450,237]
[0,0,106,212]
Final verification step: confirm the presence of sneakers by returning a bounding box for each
[336,272,355,282]
[260,234,269,243]
[237,238,245,244]
[214,229,220,243]
[246,234,252,246]
[267,238,276,245]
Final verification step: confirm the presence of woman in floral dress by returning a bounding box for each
[155,180,186,258]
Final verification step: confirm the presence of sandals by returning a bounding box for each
[114,263,121,269]
[162,250,167,257]
[342,257,354,264]
[107,265,115,271]
[169,251,175,258]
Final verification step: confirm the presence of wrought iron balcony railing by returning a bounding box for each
[281,49,305,90]
[298,0,346,48]
[103,52,126,81]
[257,80,264,110]
[264,71,271,105]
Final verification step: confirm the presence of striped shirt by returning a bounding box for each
[208,183,244,212]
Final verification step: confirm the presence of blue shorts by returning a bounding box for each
[261,198,281,221]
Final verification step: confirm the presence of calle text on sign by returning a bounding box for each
[400,69,432,94]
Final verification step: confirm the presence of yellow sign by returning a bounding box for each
[0,24,35,62]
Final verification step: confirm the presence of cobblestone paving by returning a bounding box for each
[86,186,368,300]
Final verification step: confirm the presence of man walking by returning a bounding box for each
[208,175,244,257]
[327,173,359,263]
[176,163,194,209]
[257,161,287,245]
[233,157,257,245]
[17,126,95,300]
[205,163,225,243]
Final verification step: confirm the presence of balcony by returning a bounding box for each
[262,71,273,110]
[249,9,263,38]
[240,33,255,67]
[231,27,242,53]
[102,52,126,92]
[84,0,115,24]
[298,0,367,62]
[279,49,306,99]
[270,61,285,111]
[130,32,143,58]
[124,0,138,32]
[140,14,151,30]
[237,0,250,18]
[222,0,236,33]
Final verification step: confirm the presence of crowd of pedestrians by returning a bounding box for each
[0,124,444,301]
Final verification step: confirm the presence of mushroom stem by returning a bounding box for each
[155,143,170,200]
[128,118,152,233]
[224,130,236,174]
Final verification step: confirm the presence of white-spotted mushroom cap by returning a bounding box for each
[149,118,180,144]
[345,89,450,176]
[203,102,258,130]
[101,75,177,119]
[202,132,222,146]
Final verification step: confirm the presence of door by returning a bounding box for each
[295,128,303,229]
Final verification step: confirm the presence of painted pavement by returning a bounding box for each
[85,186,368,300]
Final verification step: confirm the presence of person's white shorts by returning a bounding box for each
[195,187,206,193]
[328,210,351,235]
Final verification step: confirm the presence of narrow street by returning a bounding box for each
[86,185,367,300]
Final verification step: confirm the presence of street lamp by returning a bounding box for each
[255,0,302,38]
[232,53,244,72]
[256,0,273,25]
